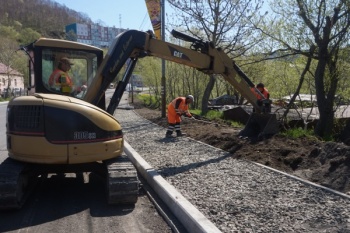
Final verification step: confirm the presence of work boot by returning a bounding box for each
[165,131,174,138]
[176,131,186,137]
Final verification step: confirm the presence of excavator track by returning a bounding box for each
[0,158,37,210]
[0,154,138,209]
[104,154,139,205]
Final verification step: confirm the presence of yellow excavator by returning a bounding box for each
[1,29,279,210]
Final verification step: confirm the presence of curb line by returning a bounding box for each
[123,141,222,233]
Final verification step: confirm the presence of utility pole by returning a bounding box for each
[161,0,166,118]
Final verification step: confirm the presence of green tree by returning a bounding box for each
[167,0,264,114]
[19,28,41,45]
[66,29,78,42]
[261,0,350,139]
[0,25,19,41]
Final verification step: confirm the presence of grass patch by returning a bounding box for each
[191,109,222,120]
[229,121,244,127]
[0,97,11,102]
[191,109,244,127]
[204,110,223,120]
[281,127,316,139]
[137,93,157,105]
[137,93,152,103]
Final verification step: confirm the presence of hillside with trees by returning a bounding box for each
[0,0,95,89]
[0,0,92,39]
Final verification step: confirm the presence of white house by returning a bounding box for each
[0,63,25,97]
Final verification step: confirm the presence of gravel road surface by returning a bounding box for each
[115,101,350,233]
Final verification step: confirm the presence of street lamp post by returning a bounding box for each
[161,0,166,118]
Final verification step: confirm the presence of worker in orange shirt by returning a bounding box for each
[48,57,74,95]
[251,83,271,113]
[166,95,194,138]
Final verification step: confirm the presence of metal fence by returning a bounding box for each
[0,88,27,99]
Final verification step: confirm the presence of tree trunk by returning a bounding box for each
[201,75,216,115]
[314,54,337,139]
[282,45,315,122]
[315,99,334,139]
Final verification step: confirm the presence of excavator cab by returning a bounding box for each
[22,38,106,109]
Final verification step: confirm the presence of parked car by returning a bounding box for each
[208,94,237,106]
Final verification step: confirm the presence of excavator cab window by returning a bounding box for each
[41,48,98,99]
[22,38,103,99]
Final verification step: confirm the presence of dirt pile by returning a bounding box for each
[131,100,350,194]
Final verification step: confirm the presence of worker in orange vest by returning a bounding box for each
[48,57,74,95]
[251,83,271,113]
[166,95,194,138]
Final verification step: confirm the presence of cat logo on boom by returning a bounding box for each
[173,50,183,58]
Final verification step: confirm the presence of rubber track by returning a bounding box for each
[104,154,139,204]
[0,158,34,210]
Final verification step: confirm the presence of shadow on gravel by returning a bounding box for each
[158,152,233,177]
[157,137,180,143]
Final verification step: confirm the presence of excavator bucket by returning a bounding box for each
[239,113,280,138]
[223,106,251,125]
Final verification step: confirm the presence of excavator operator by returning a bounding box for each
[166,95,195,138]
[48,57,74,95]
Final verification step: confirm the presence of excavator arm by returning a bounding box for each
[83,30,261,114]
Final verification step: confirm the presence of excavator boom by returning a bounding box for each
[84,30,260,114]
[84,30,279,138]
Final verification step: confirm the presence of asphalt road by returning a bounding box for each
[0,173,173,233]
[0,99,177,233]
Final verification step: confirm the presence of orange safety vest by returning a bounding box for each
[49,69,73,93]
[251,87,269,100]
[167,97,192,124]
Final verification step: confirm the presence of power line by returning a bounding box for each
[139,12,149,30]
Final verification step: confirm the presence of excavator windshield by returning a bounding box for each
[40,48,98,98]
[23,38,103,99]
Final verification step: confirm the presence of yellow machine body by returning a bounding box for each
[7,94,123,164]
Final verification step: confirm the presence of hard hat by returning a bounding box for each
[186,95,194,102]
[257,83,264,88]
[59,57,74,65]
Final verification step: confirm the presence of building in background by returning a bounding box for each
[0,63,25,97]
[65,23,127,48]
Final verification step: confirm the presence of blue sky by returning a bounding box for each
[53,0,270,32]
[53,0,168,31]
